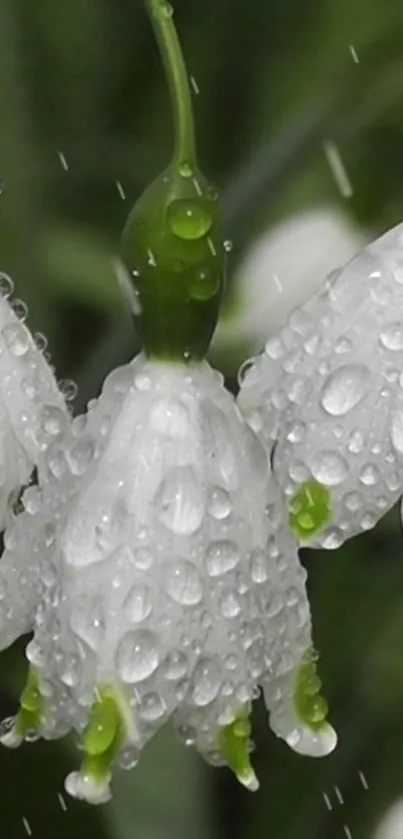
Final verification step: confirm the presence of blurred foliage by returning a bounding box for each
[1,0,403,837]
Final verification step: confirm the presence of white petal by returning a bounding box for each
[214,208,365,352]
[238,220,403,544]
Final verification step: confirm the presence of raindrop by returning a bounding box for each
[123,583,153,622]
[10,298,28,321]
[311,451,348,486]
[163,649,188,680]
[178,160,193,178]
[205,540,240,576]
[0,272,14,298]
[155,466,205,535]
[116,629,160,683]
[190,266,219,300]
[358,463,379,486]
[2,322,30,356]
[223,239,233,253]
[191,657,221,706]
[165,560,203,605]
[321,365,369,416]
[380,322,403,351]
[167,198,212,240]
[207,486,232,520]
[59,378,77,401]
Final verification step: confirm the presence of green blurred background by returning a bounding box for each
[1,0,403,836]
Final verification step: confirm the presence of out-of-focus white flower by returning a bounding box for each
[374,798,403,839]
[0,354,335,803]
[238,220,403,548]
[0,272,68,529]
[214,208,365,353]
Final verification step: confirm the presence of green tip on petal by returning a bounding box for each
[293,649,329,731]
[83,687,121,757]
[289,479,331,540]
[12,667,44,739]
[218,708,259,792]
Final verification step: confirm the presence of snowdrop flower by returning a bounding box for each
[0,354,335,803]
[0,272,68,529]
[374,798,403,839]
[214,207,365,353]
[238,220,403,548]
[0,0,336,804]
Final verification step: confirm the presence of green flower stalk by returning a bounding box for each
[121,0,225,360]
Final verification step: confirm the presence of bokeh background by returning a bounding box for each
[1,0,403,837]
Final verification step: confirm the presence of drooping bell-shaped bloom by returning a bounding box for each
[238,220,403,548]
[0,354,335,803]
[0,272,68,529]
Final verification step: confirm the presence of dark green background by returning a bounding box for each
[1,0,403,837]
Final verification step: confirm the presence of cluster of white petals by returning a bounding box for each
[238,220,403,547]
[0,355,335,803]
[0,273,68,529]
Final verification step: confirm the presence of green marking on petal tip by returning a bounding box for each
[293,650,329,731]
[13,667,44,738]
[83,687,122,757]
[77,685,126,786]
[289,479,331,540]
[218,707,259,791]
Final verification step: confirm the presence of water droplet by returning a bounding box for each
[380,323,403,351]
[207,486,232,520]
[11,299,28,321]
[161,1,173,18]
[163,649,188,680]
[133,547,154,570]
[190,266,219,300]
[311,451,348,486]
[223,239,233,253]
[178,160,193,178]
[250,549,268,583]
[344,491,363,511]
[167,198,212,241]
[391,409,403,455]
[321,365,369,416]
[0,272,14,298]
[219,587,241,618]
[156,466,205,535]
[34,332,48,351]
[139,692,166,722]
[191,657,221,706]
[358,463,379,486]
[123,583,153,622]
[321,527,344,549]
[41,405,67,437]
[165,560,203,605]
[205,540,240,576]
[2,323,30,356]
[116,629,160,683]
[66,439,95,475]
[59,379,77,402]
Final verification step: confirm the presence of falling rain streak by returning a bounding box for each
[57,792,67,811]
[343,826,353,839]
[57,151,69,171]
[334,785,344,805]
[358,770,369,790]
[22,817,32,836]
[116,181,126,200]
[323,140,353,199]
[349,44,359,63]
[273,273,283,292]
[322,791,333,811]
[190,75,200,95]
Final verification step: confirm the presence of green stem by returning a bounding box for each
[143,0,196,169]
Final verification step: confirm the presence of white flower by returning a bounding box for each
[374,798,403,839]
[238,220,403,548]
[214,208,365,353]
[0,354,335,802]
[0,272,68,528]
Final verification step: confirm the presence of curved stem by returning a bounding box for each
[143,0,196,169]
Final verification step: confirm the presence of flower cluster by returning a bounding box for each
[0,0,400,809]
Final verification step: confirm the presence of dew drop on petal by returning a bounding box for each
[379,322,403,351]
[311,451,348,487]
[2,323,30,356]
[391,409,403,455]
[167,199,212,241]
[207,486,232,520]
[320,365,369,416]
[123,583,153,623]
[191,657,221,706]
[165,560,203,605]
[163,649,188,680]
[116,629,160,683]
[205,540,240,577]
[155,466,205,535]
